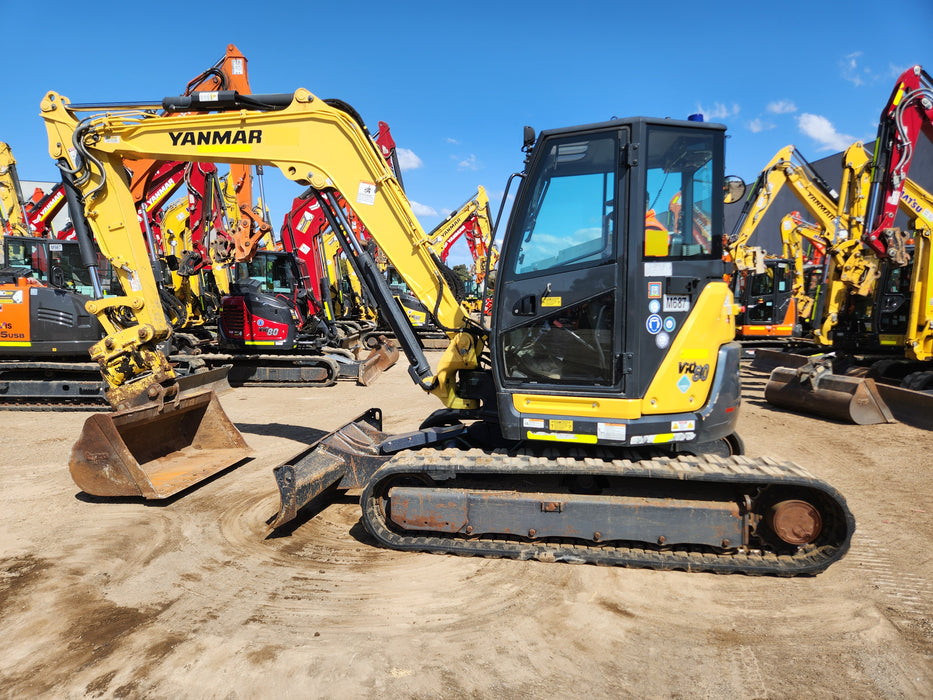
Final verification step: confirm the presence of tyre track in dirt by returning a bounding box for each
[0,357,931,697]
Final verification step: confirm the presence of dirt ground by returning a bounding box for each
[0,354,931,699]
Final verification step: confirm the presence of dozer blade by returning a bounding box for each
[270,408,390,529]
[765,367,894,425]
[749,348,812,373]
[69,389,253,499]
[875,383,933,431]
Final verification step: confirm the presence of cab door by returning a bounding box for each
[493,129,627,399]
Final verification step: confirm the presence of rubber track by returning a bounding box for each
[0,361,107,410]
[360,449,855,576]
[195,353,340,386]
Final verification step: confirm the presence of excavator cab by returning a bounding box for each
[491,118,741,452]
[733,259,799,338]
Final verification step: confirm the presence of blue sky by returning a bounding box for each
[3,0,930,267]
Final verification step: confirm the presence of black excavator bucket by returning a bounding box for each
[270,408,390,529]
[765,366,894,425]
[69,389,253,498]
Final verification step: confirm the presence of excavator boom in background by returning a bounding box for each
[42,86,854,575]
[0,142,31,237]
[727,143,871,341]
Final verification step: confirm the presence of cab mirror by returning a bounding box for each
[724,175,746,204]
[523,126,536,151]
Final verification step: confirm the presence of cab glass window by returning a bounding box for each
[509,134,618,276]
[236,254,295,294]
[644,127,718,258]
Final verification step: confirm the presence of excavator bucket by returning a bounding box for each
[356,336,400,386]
[270,408,390,529]
[69,389,253,499]
[331,336,400,386]
[765,367,894,425]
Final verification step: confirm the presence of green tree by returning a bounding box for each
[452,264,471,281]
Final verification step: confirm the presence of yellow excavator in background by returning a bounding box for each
[842,177,933,382]
[727,143,872,340]
[763,65,933,425]
[382,186,493,341]
[0,143,31,237]
[42,86,854,575]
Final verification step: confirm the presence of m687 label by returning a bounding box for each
[663,294,690,312]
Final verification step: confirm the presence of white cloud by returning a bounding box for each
[396,147,423,172]
[766,100,796,114]
[409,200,437,217]
[840,51,868,87]
[446,137,460,145]
[456,154,479,171]
[696,102,740,120]
[797,113,856,151]
[748,118,774,134]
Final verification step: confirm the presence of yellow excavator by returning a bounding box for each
[727,143,872,340]
[760,64,933,424]
[380,186,493,343]
[0,143,31,238]
[764,178,933,425]
[43,87,854,575]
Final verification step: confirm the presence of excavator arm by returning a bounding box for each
[0,143,31,236]
[864,64,933,264]
[423,186,492,262]
[24,183,68,238]
[41,88,482,409]
[728,144,866,271]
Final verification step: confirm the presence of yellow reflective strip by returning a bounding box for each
[893,84,906,107]
[527,431,598,444]
[744,325,793,333]
[514,393,641,419]
[652,433,675,444]
[0,342,31,347]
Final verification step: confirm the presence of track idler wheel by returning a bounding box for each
[766,499,822,546]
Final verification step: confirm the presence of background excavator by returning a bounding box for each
[726,142,870,341]
[0,142,31,237]
[0,142,114,406]
[758,66,933,425]
[43,85,854,575]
